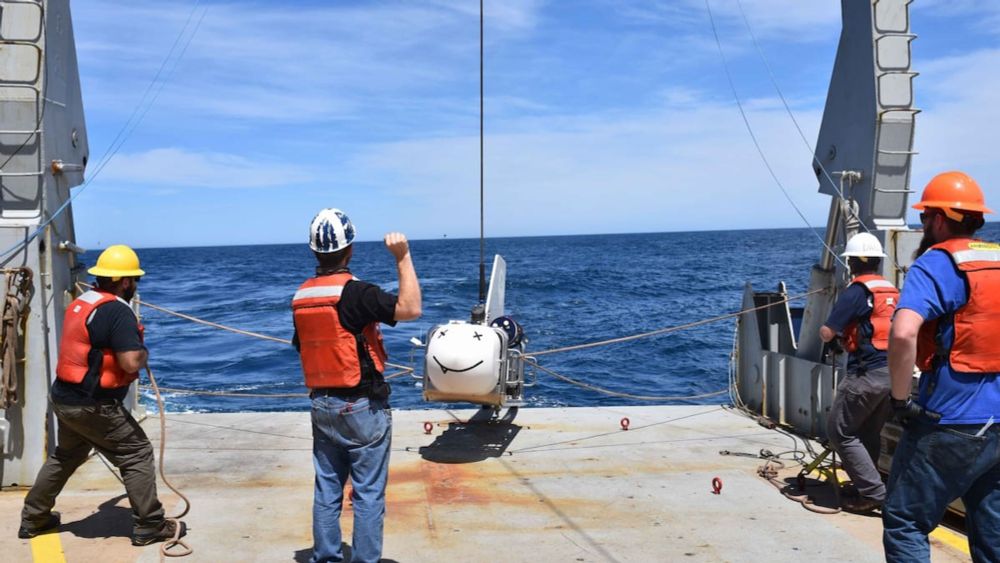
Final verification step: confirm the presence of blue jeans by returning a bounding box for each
[883,418,1000,562]
[310,394,392,563]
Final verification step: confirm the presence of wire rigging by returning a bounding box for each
[704,0,846,270]
[732,0,903,273]
[0,2,208,264]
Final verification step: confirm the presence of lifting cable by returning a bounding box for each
[477,0,487,304]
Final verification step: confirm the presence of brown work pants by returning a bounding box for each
[21,400,165,534]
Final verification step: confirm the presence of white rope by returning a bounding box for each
[137,298,413,375]
[527,358,728,402]
[531,288,824,357]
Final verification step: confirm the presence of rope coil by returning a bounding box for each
[0,267,33,408]
[145,363,194,557]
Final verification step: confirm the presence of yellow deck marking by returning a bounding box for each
[21,490,67,563]
[930,526,970,556]
[29,532,67,563]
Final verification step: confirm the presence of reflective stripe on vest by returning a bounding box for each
[843,274,898,353]
[292,273,387,389]
[916,238,1000,372]
[56,290,141,389]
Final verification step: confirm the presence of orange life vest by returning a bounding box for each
[916,238,1000,372]
[843,274,898,353]
[292,273,387,389]
[56,290,142,389]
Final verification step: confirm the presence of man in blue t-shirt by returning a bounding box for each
[819,232,897,514]
[883,171,1000,562]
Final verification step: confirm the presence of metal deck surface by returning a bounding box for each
[2,405,969,562]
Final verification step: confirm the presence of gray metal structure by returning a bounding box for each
[0,0,88,487]
[735,0,923,441]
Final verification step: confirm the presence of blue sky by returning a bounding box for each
[67,1,1000,248]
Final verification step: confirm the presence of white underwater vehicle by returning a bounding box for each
[420,255,530,408]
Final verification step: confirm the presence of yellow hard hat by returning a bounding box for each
[87,244,145,280]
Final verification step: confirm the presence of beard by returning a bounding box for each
[123,284,137,302]
[914,228,938,259]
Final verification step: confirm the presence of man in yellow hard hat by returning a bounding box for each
[883,171,1000,561]
[18,245,186,546]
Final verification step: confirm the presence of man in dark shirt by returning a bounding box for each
[819,233,898,514]
[18,245,184,546]
[292,209,420,563]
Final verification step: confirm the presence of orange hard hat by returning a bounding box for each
[913,171,993,215]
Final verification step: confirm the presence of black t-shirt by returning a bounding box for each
[337,279,399,334]
[52,299,145,404]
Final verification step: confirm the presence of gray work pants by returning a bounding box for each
[826,366,892,502]
[21,400,165,533]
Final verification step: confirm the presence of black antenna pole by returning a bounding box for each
[477,0,486,305]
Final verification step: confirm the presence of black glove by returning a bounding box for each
[891,397,942,425]
[823,340,844,362]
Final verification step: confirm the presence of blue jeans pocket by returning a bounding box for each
[335,400,390,445]
[921,425,988,474]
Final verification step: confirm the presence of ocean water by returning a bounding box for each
[86,224,1000,413]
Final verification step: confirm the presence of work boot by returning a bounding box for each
[839,483,860,499]
[843,496,882,514]
[17,512,61,539]
[131,519,187,546]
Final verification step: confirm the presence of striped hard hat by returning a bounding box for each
[308,208,356,253]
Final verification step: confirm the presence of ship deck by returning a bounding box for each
[3,405,970,562]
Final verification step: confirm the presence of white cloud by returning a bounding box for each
[346,96,829,238]
[615,0,839,42]
[910,48,1000,210]
[99,148,313,189]
[73,0,539,124]
[428,0,545,31]
[67,0,1000,247]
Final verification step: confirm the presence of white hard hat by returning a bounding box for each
[309,208,355,253]
[841,232,886,258]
